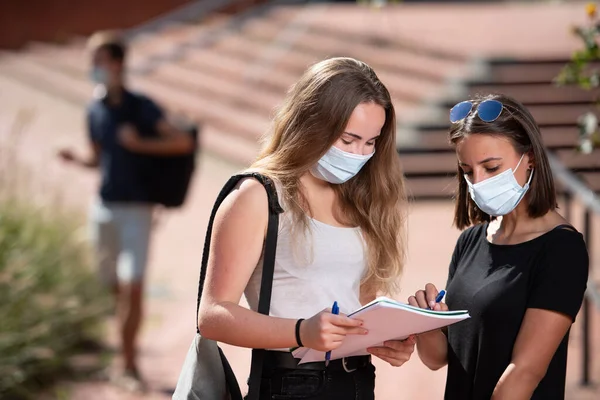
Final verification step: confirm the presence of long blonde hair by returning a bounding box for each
[251,57,407,295]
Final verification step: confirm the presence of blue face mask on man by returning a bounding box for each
[90,67,109,85]
[310,145,375,184]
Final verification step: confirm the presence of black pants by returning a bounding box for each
[250,352,376,400]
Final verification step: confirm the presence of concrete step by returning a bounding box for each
[262,5,468,81]
[239,18,442,103]
[130,74,271,141]
[200,124,258,166]
[402,170,600,200]
[197,32,420,117]
[25,19,228,74]
[0,52,93,104]
[399,149,600,177]
[484,62,565,85]
[401,126,582,153]
[209,33,321,82]
[404,171,600,200]
[181,44,300,93]
[130,23,204,54]
[415,103,600,129]
[466,83,598,105]
[150,62,283,116]
[404,176,456,200]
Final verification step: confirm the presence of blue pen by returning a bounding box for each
[325,301,339,366]
[430,290,446,310]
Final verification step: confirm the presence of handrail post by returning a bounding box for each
[582,209,591,386]
[546,153,598,388]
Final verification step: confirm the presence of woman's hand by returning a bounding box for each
[407,283,450,370]
[408,283,448,312]
[368,336,416,367]
[299,309,367,352]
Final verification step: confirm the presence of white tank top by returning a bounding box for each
[244,183,366,332]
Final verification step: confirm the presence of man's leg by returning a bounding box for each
[119,282,143,372]
[114,204,153,377]
[89,200,119,310]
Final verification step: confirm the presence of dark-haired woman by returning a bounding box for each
[410,94,589,400]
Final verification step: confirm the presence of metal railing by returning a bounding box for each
[548,151,600,386]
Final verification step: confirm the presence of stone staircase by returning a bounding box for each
[0,2,599,398]
[0,3,474,174]
[1,3,598,201]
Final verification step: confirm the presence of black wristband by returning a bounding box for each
[295,319,305,347]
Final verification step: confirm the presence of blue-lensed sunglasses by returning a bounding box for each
[449,99,504,123]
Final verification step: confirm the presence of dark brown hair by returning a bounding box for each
[252,57,407,294]
[87,30,127,63]
[449,93,557,230]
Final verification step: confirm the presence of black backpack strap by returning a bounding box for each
[195,172,283,399]
[219,347,243,400]
[246,174,281,400]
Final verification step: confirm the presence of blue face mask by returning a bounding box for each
[90,67,109,85]
[310,145,375,184]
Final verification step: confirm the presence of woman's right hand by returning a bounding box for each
[299,309,367,352]
[408,283,448,312]
[407,283,450,370]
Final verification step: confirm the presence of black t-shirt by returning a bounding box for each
[88,90,163,203]
[445,222,589,400]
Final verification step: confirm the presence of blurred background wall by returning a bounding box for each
[0,0,272,49]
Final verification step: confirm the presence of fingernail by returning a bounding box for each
[429,301,436,309]
[362,329,369,335]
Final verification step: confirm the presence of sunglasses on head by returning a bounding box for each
[449,99,504,123]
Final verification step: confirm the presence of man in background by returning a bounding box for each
[58,30,194,391]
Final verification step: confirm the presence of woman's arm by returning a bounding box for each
[410,233,465,371]
[493,229,589,398]
[360,288,416,367]
[414,330,448,371]
[198,178,364,351]
[408,283,449,370]
[491,309,572,399]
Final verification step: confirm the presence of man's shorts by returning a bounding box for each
[89,200,154,285]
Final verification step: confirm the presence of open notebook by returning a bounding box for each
[292,296,470,364]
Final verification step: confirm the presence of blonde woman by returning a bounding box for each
[198,57,415,399]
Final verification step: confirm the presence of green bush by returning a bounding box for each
[0,200,110,399]
[555,2,600,153]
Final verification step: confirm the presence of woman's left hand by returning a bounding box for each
[367,335,416,367]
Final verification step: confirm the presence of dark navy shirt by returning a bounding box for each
[87,90,163,203]
[445,222,589,400]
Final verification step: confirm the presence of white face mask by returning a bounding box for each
[464,154,534,216]
[310,145,375,184]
